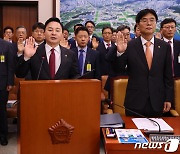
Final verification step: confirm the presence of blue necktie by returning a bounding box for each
[79,50,84,75]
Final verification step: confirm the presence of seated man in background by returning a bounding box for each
[117,25,131,42]
[69,23,83,49]
[32,22,45,47]
[160,18,180,78]
[3,26,14,43]
[71,26,100,79]
[16,17,79,80]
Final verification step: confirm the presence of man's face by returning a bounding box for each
[75,30,89,48]
[161,22,176,40]
[121,28,131,42]
[137,13,156,36]
[86,22,95,35]
[32,27,45,43]
[102,28,112,43]
[111,32,117,43]
[45,21,62,47]
[4,29,13,40]
[63,30,69,40]
[135,27,141,37]
[16,28,27,41]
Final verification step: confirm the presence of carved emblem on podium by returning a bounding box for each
[48,119,74,144]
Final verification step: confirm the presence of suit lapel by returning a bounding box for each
[37,44,51,78]
[84,48,91,73]
[134,37,148,70]
[150,38,161,71]
[54,46,68,78]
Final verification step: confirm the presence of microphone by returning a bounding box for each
[112,102,174,135]
[37,56,45,80]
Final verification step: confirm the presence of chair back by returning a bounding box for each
[112,77,128,115]
[174,79,180,114]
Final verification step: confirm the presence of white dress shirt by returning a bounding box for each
[45,43,61,74]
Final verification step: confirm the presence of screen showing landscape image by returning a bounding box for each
[60,0,180,39]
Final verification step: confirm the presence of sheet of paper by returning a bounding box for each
[115,129,148,143]
[132,118,173,131]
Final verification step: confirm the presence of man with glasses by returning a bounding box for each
[160,18,180,77]
[32,22,45,47]
[3,26,14,43]
[106,9,173,117]
[85,21,96,41]
[117,25,131,42]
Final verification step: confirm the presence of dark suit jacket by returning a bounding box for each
[106,37,174,113]
[173,39,180,77]
[97,42,112,76]
[0,38,15,90]
[71,47,101,80]
[16,43,80,80]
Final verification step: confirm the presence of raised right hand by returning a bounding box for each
[24,36,38,59]
[116,31,127,53]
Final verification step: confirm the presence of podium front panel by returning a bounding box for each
[18,80,101,154]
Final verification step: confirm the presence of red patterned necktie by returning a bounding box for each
[145,41,152,69]
[49,48,55,79]
[106,43,110,48]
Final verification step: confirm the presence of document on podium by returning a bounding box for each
[132,118,173,132]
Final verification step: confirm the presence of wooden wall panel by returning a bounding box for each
[0,2,38,41]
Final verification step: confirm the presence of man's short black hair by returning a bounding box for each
[16,25,27,31]
[74,26,89,36]
[160,18,176,28]
[3,26,14,33]
[136,9,158,23]
[63,27,69,33]
[134,24,137,31]
[45,17,63,31]
[73,24,83,31]
[32,22,45,31]
[85,20,95,27]
[102,26,113,34]
[117,25,130,32]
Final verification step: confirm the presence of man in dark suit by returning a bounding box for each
[160,18,180,78]
[106,9,173,117]
[16,17,79,80]
[71,26,100,79]
[69,24,83,49]
[0,38,15,145]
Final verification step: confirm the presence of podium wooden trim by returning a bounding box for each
[18,79,101,154]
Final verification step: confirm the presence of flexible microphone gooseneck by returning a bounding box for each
[113,103,161,133]
[37,56,45,80]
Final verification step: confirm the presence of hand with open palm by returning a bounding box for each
[24,36,38,59]
[116,31,127,53]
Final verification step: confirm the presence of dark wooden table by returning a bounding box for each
[102,116,180,154]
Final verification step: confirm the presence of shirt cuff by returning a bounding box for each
[24,56,30,61]
[117,51,124,57]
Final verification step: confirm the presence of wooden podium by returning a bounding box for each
[18,80,101,154]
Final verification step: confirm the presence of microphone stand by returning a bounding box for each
[113,103,161,134]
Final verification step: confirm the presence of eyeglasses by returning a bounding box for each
[163,26,176,29]
[33,30,44,34]
[86,26,94,29]
[103,32,112,35]
[140,18,156,24]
